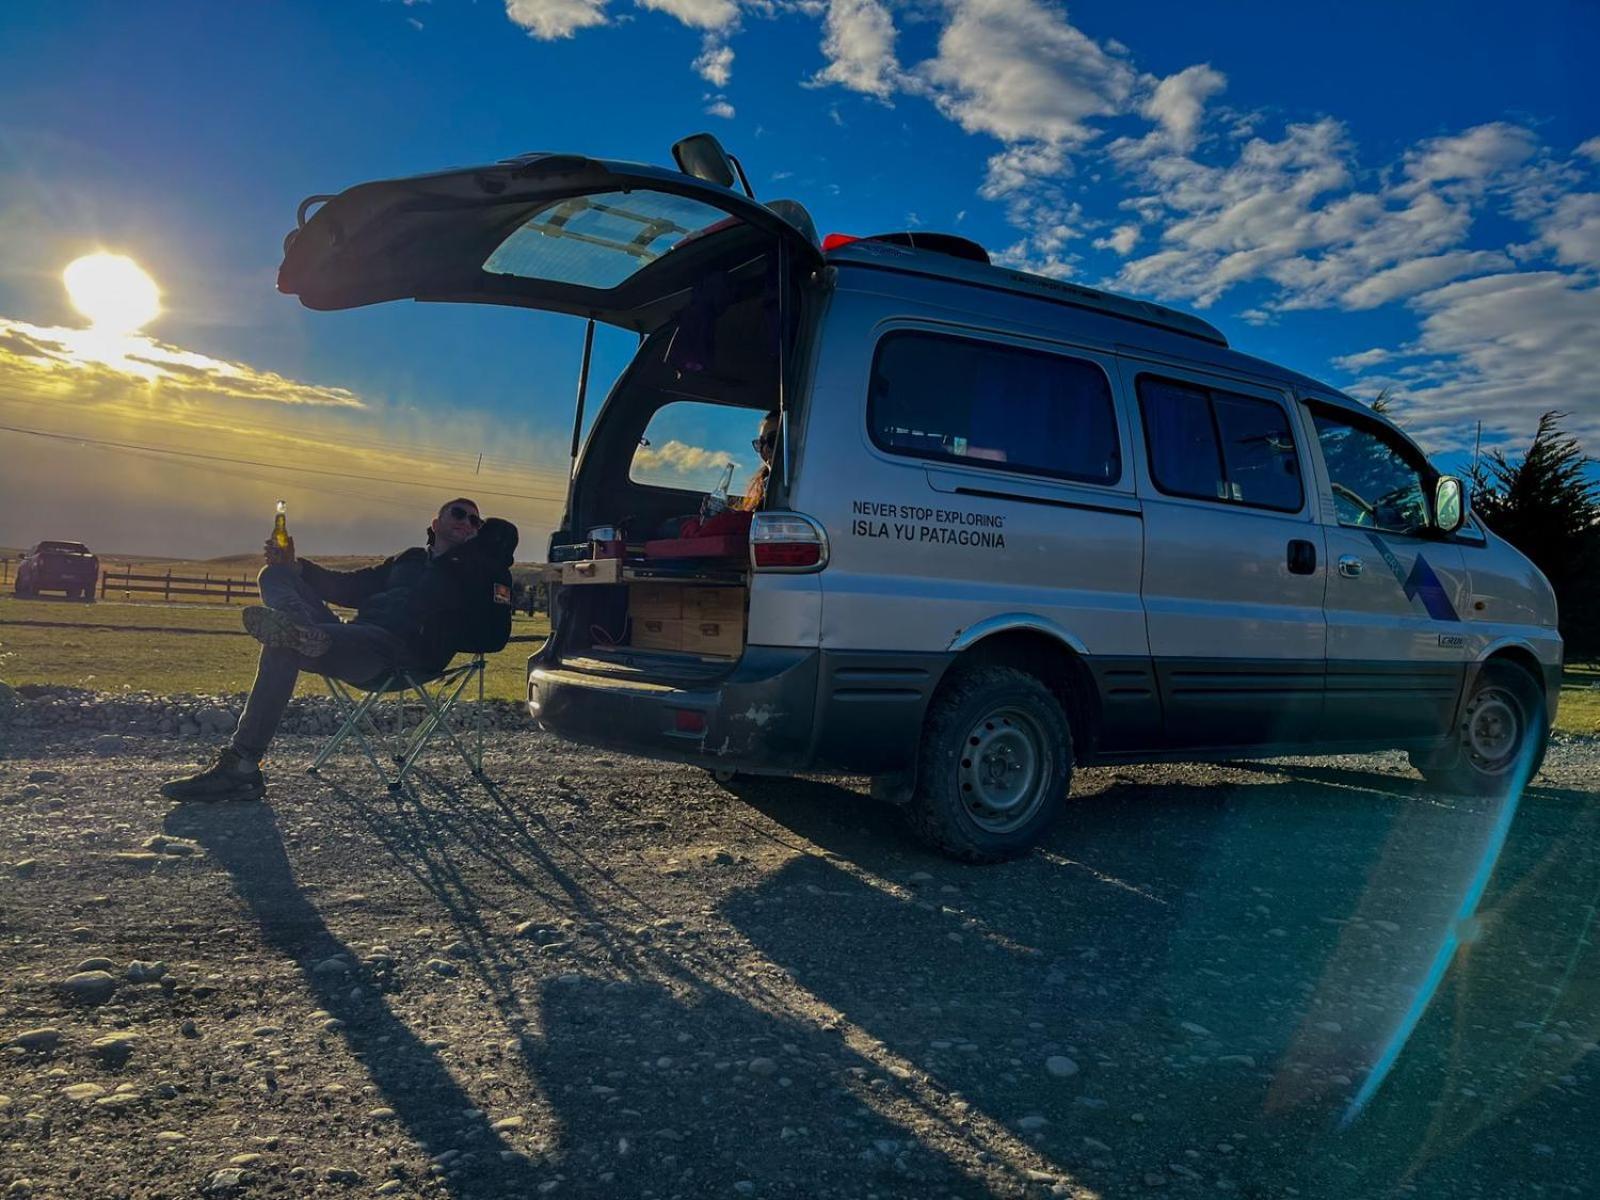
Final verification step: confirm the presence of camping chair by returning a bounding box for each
[306,654,488,792]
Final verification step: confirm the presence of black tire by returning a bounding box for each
[906,665,1073,863]
[1412,660,1548,796]
[14,576,34,598]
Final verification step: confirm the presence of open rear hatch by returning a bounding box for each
[279,142,822,688]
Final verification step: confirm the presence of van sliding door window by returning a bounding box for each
[1137,376,1303,512]
[868,332,1121,485]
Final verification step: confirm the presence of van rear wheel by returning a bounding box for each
[1411,660,1548,796]
[907,665,1072,863]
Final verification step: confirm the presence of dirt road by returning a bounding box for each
[1,722,1596,1199]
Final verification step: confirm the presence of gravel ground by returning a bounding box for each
[1,696,1596,1200]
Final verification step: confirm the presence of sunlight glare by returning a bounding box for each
[63,253,162,334]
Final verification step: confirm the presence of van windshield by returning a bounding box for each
[484,190,734,293]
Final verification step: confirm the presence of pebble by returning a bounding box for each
[12,859,37,878]
[8,1028,62,1052]
[1216,1055,1257,1068]
[77,957,118,973]
[127,960,168,983]
[1179,1021,1212,1037]
[1045,1055,1079,1078]
[205,1169,247,1194]
[59,970,117,1004]
[1372,920,1401,933]
[426,958,460,977]
[154,1131,187,1143]
[90,1032,141,1063]
[324,1168,362,1185]
[62,1082,108,1102]
[747,1057,779,1076]
[180,1020,200,1038]
[493,1115,525,1131]
[230,1154,263,1167]
[1018,1115,1049,1132]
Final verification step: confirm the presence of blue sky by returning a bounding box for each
[0,0,1596,556]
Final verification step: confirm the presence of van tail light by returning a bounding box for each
[822,233,860,252]
[750,512,830,573]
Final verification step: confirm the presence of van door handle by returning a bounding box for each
[1287,539,1317,575]
[1338,555,1364,578]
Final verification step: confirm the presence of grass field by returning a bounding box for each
[0,595,548,702]
[3,590,1596,734]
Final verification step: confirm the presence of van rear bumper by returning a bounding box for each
[528,646,952,774]
[528,647,821,773]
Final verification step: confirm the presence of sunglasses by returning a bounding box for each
[752,433,777,452]
[448,506,483,528]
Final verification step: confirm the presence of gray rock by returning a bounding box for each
[1018,1115,1049,1132]
[1045,1055,1079,1078]
[76,957,117,973]
[12,859,36,879]
[90,1033,141,1064]
[426,958,460,977]
[0,681,23,718]
[204,1169,247,1194]
[747,1057,779,1076]
[59,970,117,1004]
[7,1028,62,1052]
[127,960,168,983]
[92,734,133,756]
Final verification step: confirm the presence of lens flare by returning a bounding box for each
[62,253,162,334]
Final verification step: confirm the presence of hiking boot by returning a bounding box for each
[160,747,265,803]
[243,606,331,658]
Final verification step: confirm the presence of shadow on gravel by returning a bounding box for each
[313,772,1000,1197]
[723,768,1600,1198]
[522,974,985,1198]
[165,800,552,1199]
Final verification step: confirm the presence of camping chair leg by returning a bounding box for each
[391,661,484,786]
[309,673,398,787]
[475,653,485,776]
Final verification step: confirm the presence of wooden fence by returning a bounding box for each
[99,566,260,604]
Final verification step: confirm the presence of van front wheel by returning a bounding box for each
[908,665,1073,863]
[1411,660,1548,795]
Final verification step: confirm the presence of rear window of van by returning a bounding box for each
[868,332,1121,485]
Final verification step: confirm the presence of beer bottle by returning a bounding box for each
[272,500,290,550]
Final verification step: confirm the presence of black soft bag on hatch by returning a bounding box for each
[445,517,519,655]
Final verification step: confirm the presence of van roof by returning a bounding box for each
[825,239,1229,348]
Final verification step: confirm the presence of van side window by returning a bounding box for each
[868,332,1121,485]
[1137,376,1303,511]
[1312,409,1432,534]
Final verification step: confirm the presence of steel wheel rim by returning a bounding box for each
[957,706,1050,834]
[1464,685,1521,773]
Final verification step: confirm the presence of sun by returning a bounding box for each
[63,253,162,335]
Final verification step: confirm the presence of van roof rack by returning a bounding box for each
[825,238,1228,348]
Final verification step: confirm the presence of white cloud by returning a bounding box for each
[1107,120,1538,313]
[1529,192,1600,268]
[1577,136,1600,162]
[1349,272,1600,451]
[636,0,740,30]
[980,141,1071,200]
[1331,347,1393,372]
[1399,122,1538,194]
[1092,223,1140,255]
[704,96,736,119]
[809,0,899,100]
[1337,249,1512,311]
[503,0,608,39]
[693,38,734,86]
[633,439,744,476]
[1139,64,1226,153]
[916,0,1137,145]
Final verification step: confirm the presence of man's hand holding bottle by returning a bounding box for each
[263,535,298,570]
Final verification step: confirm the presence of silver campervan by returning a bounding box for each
[280,136,1562,861]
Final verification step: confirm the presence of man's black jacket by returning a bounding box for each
[298,519,517,675]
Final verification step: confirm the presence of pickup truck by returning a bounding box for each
[14,540,99,600]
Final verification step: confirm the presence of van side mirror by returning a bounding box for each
[672,133,737,190]
[1434,475,1467,534]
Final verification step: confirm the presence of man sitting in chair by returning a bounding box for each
[162,497,511,802]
